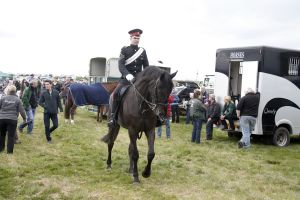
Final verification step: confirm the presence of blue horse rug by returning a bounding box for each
[69,83,110,106]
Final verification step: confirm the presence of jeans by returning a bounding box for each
[0,119,17,153]
[239,116,256,147]
[19,108,36,133]
[157,119,170,138]
[44,113,58,142]
[191,118,203,143]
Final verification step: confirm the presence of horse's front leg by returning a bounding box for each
[129,131,140,183]
[107,142,114,169]
[128,143,134,174]
[142,129,155,178]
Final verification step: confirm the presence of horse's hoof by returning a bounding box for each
[106,165,112,170]
[64,119,69,123]
[142,170,151,178]
[71,120,74,125]
[133,177,140,184]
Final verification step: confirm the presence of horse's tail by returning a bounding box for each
[101,125,120,144]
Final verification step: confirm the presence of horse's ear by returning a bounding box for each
[160,72,166,81]
[170,71,178,79]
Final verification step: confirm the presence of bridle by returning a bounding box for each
[130,77,169,115]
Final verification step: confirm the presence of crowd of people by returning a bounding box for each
[156,86,260,149]
[0,75,83,153]
[0,74,260,154]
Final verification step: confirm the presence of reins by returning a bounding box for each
[130,78,168,112]
[130,79,158,111]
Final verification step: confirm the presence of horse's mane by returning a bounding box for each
[135,66,165,83]
[105,81,119,83]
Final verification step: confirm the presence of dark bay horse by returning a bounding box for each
[101,66,177,183]
[64,82,118,123]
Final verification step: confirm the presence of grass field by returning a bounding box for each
[0,107,299,200]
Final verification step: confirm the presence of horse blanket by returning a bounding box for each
[69,83,110,106]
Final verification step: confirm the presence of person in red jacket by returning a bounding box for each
[156,95,173,139]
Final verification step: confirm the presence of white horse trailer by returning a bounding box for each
[214,46,300,146]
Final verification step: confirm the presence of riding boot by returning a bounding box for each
[108,97,118,127]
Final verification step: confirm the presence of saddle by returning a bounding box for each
[113,85,131,119]
[116,85,131,102]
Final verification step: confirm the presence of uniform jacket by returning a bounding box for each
[118,44,149,78]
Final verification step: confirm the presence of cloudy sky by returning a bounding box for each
[1,0,300,80]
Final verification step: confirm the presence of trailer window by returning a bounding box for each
[288,57,300,76]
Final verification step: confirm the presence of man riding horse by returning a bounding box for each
[108,28,149,127]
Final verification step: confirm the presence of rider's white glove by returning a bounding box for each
[126,74,134,81]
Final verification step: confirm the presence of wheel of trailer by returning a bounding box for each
[273,127,290,147]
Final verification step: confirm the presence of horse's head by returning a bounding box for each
[135,66,177,121]
[153,70,177,121]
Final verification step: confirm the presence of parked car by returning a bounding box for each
[174,80,200,89]
[172,83,200,115]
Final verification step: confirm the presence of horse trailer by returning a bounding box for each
[89,57,122,84]
[214,46,300,146]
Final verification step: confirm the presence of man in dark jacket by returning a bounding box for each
[39,80,63,143]
[52,76,62,93]
[205,94,221,140]
[236,88,260,149]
